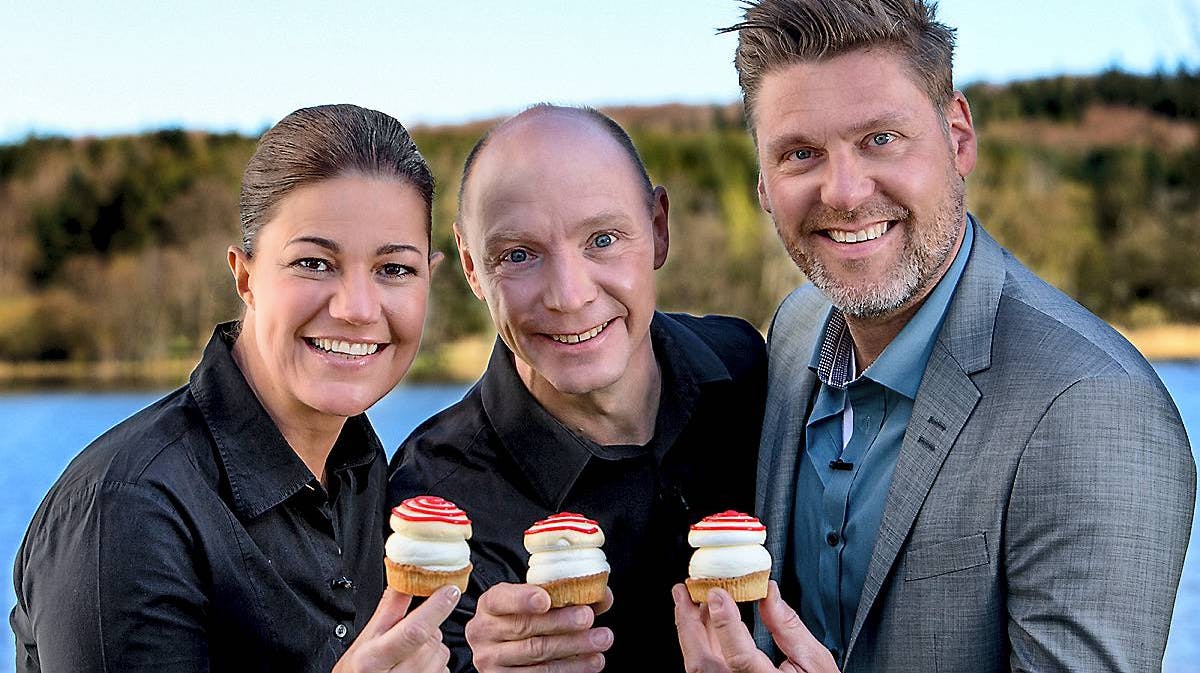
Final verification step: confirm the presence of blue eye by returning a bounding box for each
[593,233,615,248]
[871,132,896,146]
[788,149,814,161]
[506,249,529,264]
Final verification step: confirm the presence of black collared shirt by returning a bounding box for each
[11,323,387,673]
[389,312,766,672]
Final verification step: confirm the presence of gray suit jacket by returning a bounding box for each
[754,222,1196,672]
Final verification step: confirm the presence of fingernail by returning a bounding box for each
[590,628,613,648]
[708,589,724,609]
[588,654,606,672]
[444,585,461,601]
[573,608,591,628]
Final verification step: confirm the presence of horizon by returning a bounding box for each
[3,0,1198,143]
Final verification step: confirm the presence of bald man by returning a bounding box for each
[388,105,766,672]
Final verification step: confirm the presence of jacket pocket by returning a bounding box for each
[904,532,989,581]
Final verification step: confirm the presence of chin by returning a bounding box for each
[300,385,385,418]
[542,364,626,397]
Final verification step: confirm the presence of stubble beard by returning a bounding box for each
[780,171,966,321]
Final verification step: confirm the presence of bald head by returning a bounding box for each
[457,105,654,227]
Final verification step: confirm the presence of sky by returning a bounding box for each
[2,0,1197,142]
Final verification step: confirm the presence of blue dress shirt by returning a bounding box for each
[791,221,974,660]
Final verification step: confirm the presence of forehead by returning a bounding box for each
[262,176,428,252]
[463,115,647,242]
[754,49,936,141]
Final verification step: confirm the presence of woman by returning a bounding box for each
[12,104,453,673]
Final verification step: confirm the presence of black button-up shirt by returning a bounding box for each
[389,312,766,672]
[11,323,387,673]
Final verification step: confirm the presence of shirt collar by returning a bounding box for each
[480,311,732,510]
[188,322,381,520]
[808,218,975,398]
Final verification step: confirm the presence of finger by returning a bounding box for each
[490,627,613,667]
[477,582,552,617]
[377,585,461,658]
[673,584,727,673]
[706,588,775,673]
[477,604,598,643]
[760,581,837,673]
[387,639,449,673]
[361,588,415,640]
[592,587,615,616]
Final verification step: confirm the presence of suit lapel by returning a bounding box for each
[754,286,828,652]
[845,221,1006,658]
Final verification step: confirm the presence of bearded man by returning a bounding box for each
[673,1,1196,672]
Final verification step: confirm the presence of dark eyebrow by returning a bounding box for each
[286,237,422,257]
[376,243,423,256]
[286,236,339,253]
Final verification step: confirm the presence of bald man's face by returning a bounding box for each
[455,115,669,396]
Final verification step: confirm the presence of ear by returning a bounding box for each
[453,222,486,301]
[650,186,670,270]
[945,91,977,178]
[428,250,445,274]
[228,246,255,309]
[757,172,773,214]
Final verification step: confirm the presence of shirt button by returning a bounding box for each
[335,623,348,639]
[826,532,840,547]
[330,576,355,590]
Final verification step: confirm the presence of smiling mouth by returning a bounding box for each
[305,337,387,357]
[824,220,893,243]
[548,320,612,345]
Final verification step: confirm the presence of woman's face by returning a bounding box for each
[231,174,437,420]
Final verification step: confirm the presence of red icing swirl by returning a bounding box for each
[690,510,766,532]
[392,495,470,525]
[525,511,600,535]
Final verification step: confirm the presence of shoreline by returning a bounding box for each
[1,325,1197,390]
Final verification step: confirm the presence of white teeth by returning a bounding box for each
[550,320,610,344]
[311,338,381,356]
[829,221,891,244]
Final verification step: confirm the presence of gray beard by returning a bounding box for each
[784,180,966,321]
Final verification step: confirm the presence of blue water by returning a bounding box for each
[2,366,1198,671]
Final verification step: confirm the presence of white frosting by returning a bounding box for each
[389,514,472,541]
[524,528,604,553]
[688,545,772,579]
[526,548,610,584]
[688,528,767,547]
[386,535,471,572]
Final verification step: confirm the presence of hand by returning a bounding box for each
[466,582,615,673]
[333,586,460,673]
[672,581,838,673]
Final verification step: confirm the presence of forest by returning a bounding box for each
[1,68,1197,384]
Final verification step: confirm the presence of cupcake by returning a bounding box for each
[385,495,473,596]
[524,512,610,607]
[685,510,771,603]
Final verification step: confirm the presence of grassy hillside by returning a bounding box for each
[1,69,1197,385]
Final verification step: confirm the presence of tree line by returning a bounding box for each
[1,69,1197,381]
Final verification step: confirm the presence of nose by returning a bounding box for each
[820,151,874,213]
[328,272,382,325]
[542,254,598,313]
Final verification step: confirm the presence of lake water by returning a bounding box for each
[2,364,1199,671]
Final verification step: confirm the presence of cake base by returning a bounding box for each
[685,569,770,603]
[385,557,472,596]
[535,571,609,608]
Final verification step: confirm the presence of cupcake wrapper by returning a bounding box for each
[685,569,770,603]
[534,571,610,608]
[385,557,472,597]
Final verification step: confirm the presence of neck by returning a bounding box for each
[516,338,662,446]
[232,320,346,485]
[844,220,967,375]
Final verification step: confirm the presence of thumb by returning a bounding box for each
[760,581,832,670]
[359,588,415,641]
